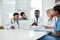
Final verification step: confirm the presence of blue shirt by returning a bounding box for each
[53,18,60,34]
[18,18,28,20]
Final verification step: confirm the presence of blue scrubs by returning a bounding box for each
[37,18,60,40]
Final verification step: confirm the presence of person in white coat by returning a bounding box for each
[45,9,57,29]
[5,13,19,29]
[31,10,43,26]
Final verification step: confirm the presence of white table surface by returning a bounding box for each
[0,29,50,40]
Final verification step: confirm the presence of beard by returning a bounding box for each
[23,18,27,20]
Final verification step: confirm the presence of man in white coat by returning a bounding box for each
[31,10,43,26]
[5,12,19,29]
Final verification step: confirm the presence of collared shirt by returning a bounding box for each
[4,18,19,29]
[48,17,56,27]
[33,16,43,26]
[45,17,56,27]
[18,18,28,20]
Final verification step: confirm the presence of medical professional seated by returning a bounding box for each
[5,13,19,29]
[45,9,56,29]
[37,5,60,40]
[31,10,43,26]
[18,12,28,20]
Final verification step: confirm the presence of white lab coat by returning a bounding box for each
[32,16,43,26]
[4,18,19,29]
[45,17,57,27]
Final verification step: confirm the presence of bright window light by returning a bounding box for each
[30,0,42,19]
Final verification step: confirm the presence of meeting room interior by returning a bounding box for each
[0,0,60,40]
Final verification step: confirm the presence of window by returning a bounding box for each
[30,0,42,19]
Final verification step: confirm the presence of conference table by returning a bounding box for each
[0,29,52,40]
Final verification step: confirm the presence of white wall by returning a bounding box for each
[1,0,15,26]
[16,0,31,18]
[0,0,3,26]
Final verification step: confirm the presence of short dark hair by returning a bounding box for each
[13,13,19,16]
[20,12,25,16]
[53,5,60,14]
[35,10,40,12]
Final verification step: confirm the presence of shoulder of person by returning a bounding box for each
[18,18,22,20]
